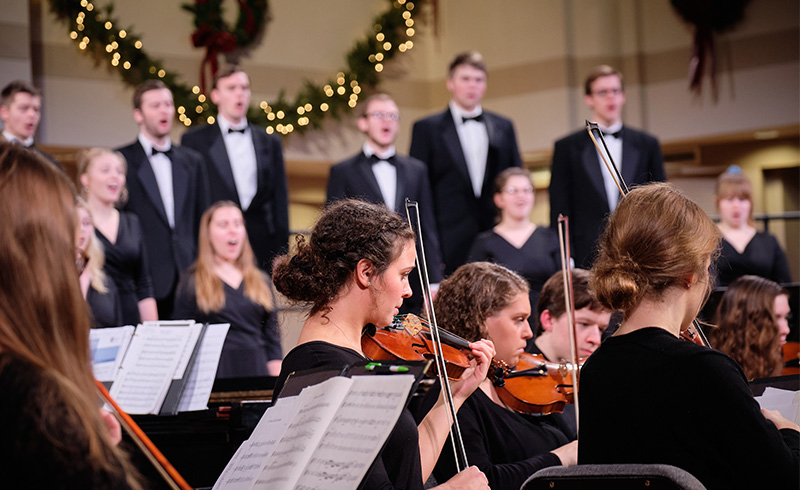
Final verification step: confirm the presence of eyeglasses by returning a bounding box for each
[365,112,400,121]
[502,186,534,195]
[592,88,623,97]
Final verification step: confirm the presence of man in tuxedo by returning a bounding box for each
[182,65,289,271]
[549,65,666,268]
[327,94,443,314]
[0,80,61,169]
[117,79,210,318]
[410,51,522,276]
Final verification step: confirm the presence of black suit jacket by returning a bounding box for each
[181,123,289,271]
[409,108,522,275]
[117,140,210,300]
[326,152,444,286]
[548,126,666,268]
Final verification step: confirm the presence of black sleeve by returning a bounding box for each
[269,134,290,254]
[433,396,562,490]
[549,138,571,229]
[325,164,347,205]
[466,234,492,263]
[128,214,155,302]
[262,308,282,361]
[769,235,793,284]
[171,273,198,321]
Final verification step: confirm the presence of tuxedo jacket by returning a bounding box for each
[117,141,210,300]
[409,108,522,275]
[30,145,62,170]
[181,123,289,271]
[548,126,666,268]
[326,151,445,287]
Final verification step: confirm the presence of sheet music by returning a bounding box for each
[294,374,414,490]
[90,325,135,382]
[756,387,800,424]
[108,325,193,414]
[173,321,201,379]
[252,376,353,490]
[212,396,299,490]
[177,323,230,412]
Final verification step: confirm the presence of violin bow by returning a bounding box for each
[405,199,469,473]
[557,215,580,433]
[584,120,712,347]
[95,380,193,490]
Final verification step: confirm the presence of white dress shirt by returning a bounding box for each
[363,143,397,210]
[596,121,624,211]
[2,130,34,147]
[218,116,258,211]
[450,101,489,198]
[138,133,175,228]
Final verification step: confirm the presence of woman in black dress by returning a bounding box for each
[79,148,157,325]
[579,182,799,489]
[174,201,282,377]
[431,262,577,490]
[468,168,561,339]
[713,169,792,286]
[76,198,122,328]
[272,199,494,490]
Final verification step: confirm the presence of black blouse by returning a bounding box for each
[715,231,792,286]
[173,273,282,379]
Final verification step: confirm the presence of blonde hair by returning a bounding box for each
[78,147,129,205]
[75,197,109,294]
[195,201,274,313]
[0,143,142,488]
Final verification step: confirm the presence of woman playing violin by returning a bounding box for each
[431,262,578,490]
[271,199,494,490]
[579,182,799,489]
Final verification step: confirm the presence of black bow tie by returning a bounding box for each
[603,128,623,139]
[151,147,172,157]
[368,154,396,165]
[462,113,484,124]
[228,127,247,134]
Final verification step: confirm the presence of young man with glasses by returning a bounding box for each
[549,65,665,268]
[326,93,443,314]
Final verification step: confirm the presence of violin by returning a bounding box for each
[362,314,472,380]
[362,314,582,415]
[491,353,583,415]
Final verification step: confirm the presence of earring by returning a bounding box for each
[367,281,372,286]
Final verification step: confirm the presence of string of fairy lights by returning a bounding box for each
[54,0,422,136]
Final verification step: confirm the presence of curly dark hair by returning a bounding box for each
[272,199,415,315]
[709,275,788,380]
[433,262,529,343]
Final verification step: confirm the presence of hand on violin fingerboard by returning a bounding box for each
[451,339,495,404]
